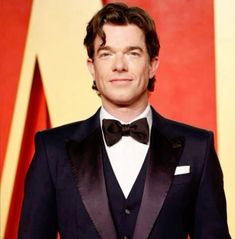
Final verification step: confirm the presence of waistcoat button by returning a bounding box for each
[125,208,131,215]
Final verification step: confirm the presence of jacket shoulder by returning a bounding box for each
[36,109,100,143]
[152,109,213,141]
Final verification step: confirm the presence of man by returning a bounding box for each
[18,3,231,239]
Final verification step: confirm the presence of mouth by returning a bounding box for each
[109,78,132,84]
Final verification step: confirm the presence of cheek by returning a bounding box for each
[93,68,108,87]
[93,65,103,79]
[141,66,152,80]
[95,61,110,76]
[132,61,150,77]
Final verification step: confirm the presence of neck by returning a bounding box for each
[101,101,148,123]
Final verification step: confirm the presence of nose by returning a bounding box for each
[112,53,127,72]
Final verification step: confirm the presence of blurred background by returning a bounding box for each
[1,0,234,238]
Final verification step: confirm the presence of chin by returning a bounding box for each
[112,97,142,108]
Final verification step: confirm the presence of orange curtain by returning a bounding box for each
[4,61,51,239]
[0,0,33,178]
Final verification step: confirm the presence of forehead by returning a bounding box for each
[94,24,146,50]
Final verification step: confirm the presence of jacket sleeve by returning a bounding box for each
[191,132,231,238]
[18,132,58,239]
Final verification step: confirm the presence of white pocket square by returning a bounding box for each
[174,166,190,175]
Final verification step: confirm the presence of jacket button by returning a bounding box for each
[125,208,131,215]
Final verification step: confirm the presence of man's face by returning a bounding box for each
[87,24,158,109]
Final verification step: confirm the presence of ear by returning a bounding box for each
[87,58,95,78]
[149,57,159,79]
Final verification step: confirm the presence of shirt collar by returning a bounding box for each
[100,105,152,130]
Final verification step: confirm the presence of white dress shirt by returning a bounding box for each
[100,105,152,198]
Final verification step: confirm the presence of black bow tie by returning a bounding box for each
[102,118,149,146]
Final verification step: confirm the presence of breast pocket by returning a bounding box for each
[167,173,194,200]
[172,173,192,185]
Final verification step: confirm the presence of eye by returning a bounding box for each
[98,51,112,58]
[128,51,141,57]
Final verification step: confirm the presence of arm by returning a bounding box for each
[18,132,58,239]
[191,132,231,238]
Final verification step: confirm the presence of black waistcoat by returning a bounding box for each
[102,145,149,239]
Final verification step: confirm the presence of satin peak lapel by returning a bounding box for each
[66,128,118,239]
[133,127,184,239]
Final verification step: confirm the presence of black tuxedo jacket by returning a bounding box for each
[18,108,230,239]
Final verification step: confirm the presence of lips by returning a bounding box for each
[109,78,132,83]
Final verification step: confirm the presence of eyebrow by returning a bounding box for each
[127,46,144,52]
[96,45,144,54]
[97,46,113,54]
